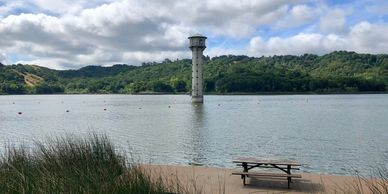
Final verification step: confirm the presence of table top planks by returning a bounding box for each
[232,171,302,178]
[233,157,301,166]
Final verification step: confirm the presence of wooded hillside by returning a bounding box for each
[1,51,387,94]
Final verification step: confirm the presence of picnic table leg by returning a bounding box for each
[242,162,248,185]
[287,165,291,189]
[243,175,246,185]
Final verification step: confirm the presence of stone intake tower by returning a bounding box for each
[188,34,207,103]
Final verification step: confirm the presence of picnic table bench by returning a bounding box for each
[232,157,302,189]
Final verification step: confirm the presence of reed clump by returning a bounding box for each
[0,134,176,194]
[333,157,388,194]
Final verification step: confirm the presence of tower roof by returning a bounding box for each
[188,34,207,39]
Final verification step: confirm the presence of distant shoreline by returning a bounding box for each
[205,91,388,95]
[1,91,388,96]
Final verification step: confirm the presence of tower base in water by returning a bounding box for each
[192,96,203,103]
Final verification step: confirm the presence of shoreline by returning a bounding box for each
[145,164,371,194]
[1,91,387,96]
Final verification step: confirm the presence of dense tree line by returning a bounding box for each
[0,51,387,95]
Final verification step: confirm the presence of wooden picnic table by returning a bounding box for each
[232,157,302,189]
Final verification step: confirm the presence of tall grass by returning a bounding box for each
[0,134,177,194]
[354,162,388,194]
[334,158,388,194]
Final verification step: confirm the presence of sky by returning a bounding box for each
[0,0,388,69]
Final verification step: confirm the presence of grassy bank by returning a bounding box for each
[0,134,178,194]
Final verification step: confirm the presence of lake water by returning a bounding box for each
[0,94,387,175]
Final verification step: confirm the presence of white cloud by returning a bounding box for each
[319,9,347,34]
[249,21,388,56]
[274,4,316,29]
[188,0,307,37]
[0,1,25,17]
[31,0,72,14]
[0,1,195,69]
[0,52,7,64]
[1,0,305,69]
[249,33,334,56]
[0,0,388,69]
[348,22,388,53]
[207,47,245,57]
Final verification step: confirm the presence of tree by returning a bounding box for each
[170,78,187,92]
[148,81,174,92]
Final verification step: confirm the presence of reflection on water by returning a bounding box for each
[1,94,388,175]
[187,104,206,165]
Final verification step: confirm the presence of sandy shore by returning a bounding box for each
[144,165,368,194]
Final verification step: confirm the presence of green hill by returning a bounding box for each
[0,51,387,95]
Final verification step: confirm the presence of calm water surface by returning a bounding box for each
[1,94,387,175]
